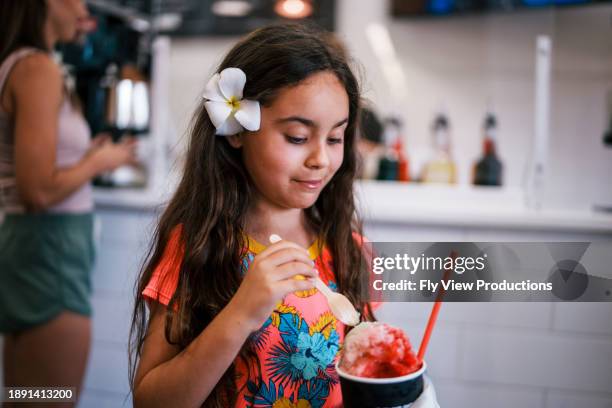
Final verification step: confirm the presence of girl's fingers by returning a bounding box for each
[265,247,314,268]
[277,276,316,295]
[273,262,318,281]
[257,239,310,259]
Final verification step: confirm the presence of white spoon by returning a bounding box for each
[269,234,361,326]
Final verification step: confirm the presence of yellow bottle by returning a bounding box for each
[422,113,457,184]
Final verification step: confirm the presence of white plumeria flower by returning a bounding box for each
[203,67,261,136]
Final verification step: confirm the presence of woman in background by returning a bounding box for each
[0,0,136,402]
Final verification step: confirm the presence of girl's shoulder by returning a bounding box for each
[143,225,262,306]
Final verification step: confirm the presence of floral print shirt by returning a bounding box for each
[142,228,351,408]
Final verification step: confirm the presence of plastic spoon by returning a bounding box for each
[269,234,361,326]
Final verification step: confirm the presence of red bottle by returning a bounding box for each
[393,138,410,182]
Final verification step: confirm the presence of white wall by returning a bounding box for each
[377,301,612,408]
[3,3,610,407]
[79,210,158,407]
[364,220,612,407]
[167,37,239,150]
[166,1,612,211]
[336,0,612,210]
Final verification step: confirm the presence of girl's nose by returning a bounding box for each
[305,142,330,169]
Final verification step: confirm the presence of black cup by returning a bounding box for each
[336,360,426,408]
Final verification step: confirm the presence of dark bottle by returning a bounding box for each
[383,117,410,182]
[473,113,503,186]
[376,155,398,181]
[376,117,403,181]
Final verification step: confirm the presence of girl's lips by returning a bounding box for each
[293,179,323,190]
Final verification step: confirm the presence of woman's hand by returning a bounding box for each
[227,240,317,331]
[87,133,138,174]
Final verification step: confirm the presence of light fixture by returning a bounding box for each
[274,0,313,19]
[211,0,253,17]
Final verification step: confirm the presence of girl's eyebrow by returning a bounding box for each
[275,116,349,129]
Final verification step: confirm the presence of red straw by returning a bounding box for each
[417,250,456,362]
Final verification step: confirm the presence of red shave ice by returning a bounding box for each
[339,322,421,378]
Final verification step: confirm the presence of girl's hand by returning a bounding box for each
[87,134,138,174]
[228,240,317,331]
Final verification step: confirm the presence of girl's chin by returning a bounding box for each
[284,194,320,209]
[289,199,318,210]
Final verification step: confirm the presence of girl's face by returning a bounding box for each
[46,0,88,43]
[230,71,349,210]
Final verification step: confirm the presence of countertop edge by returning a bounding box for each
[93,184,612,234]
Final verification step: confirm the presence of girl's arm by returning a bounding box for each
[133,300,254,408]
[133,240,318,408]
[9,54,135,211]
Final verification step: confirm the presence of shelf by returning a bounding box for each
[356,180,612,233]
[93,181,612,234]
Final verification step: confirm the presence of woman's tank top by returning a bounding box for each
[0,48,93,214]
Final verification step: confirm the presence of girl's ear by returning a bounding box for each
[226,133,244,148]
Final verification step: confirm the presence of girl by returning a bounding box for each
[0,0,136,401]
[130,23,393,407]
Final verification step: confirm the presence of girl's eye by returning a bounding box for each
[328,137,343,145]
[285,135,307,144]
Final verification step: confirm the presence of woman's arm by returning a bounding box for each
[133,300,255,408]
[9,53,134,211]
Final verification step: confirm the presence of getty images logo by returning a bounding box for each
[372,253,488,275]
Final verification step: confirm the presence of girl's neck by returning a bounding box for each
[246,203,315,249]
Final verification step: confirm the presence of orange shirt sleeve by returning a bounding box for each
[142,225,184,306]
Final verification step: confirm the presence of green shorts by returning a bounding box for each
[0,212,95,333]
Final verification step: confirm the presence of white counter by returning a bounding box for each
[355,181,612,234]
[93,187,169,211]
[93,180,612,234]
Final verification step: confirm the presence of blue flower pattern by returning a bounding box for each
[241,249,342,407]
[290,331,338,380]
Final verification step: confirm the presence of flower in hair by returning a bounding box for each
[202,67,261,136]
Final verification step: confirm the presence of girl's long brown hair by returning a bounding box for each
[129,22,373,407]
